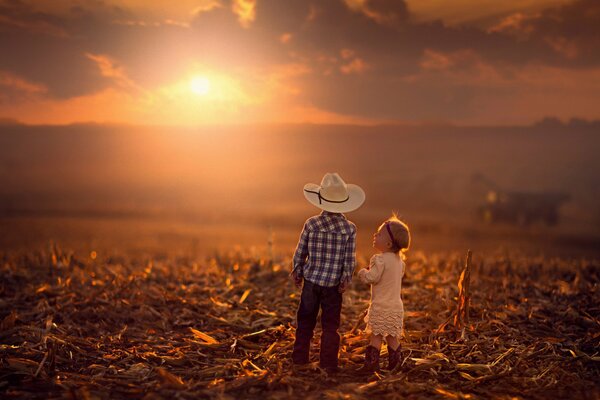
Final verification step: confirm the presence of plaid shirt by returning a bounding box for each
[292,211,357,287]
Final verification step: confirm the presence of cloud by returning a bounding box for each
[404,0,574,26]
[111,19,191,28]
[404,48,600,124]
[0,0,70,37]
[488,12,538,37]
[85,53,139,91]
[192,0,222,16]
[232,0,256,28]
[0,0,599,124]
[0,70,46,94]
[0,0,130,98]
[339,49,369,74]
[0,70,46,105]
[345,0,410,26]
[259,0,600,122]
[489,0,600,66]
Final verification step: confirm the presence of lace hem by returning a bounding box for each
[364,309,404,337]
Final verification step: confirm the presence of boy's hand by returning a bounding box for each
[291,271,303,288]
[338,279,349,293]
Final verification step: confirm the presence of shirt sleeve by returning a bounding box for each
[358,254,385,285]
[292,222,310,277]
[341,229,357,283]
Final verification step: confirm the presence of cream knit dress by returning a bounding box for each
[358,252,405,337]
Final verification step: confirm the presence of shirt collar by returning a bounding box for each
[321,210,346,219]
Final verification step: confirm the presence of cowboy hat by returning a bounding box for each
[303,173,365,213]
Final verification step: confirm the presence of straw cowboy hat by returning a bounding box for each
[303,173,365,213]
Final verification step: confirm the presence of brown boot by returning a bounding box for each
[387,345,401,370]
[357,345,380,374]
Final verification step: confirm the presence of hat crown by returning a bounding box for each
[303,172,365,213]
[320,173,348,201]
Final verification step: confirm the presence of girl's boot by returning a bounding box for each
[357,345,380,374]
[387,346,401,370]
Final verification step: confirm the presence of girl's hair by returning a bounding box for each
[380,214,410,257]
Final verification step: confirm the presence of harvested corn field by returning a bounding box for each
[1,246,599,399]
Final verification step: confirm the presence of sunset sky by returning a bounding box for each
[1,0,599,126]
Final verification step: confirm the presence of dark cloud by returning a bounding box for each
[524,0,600,66]
[0,0,69,37]
[0,34,109,98]
[243,0,599,119]
[361,0,410,26]
[0,0,132,98]
[300,71,481,121]
[254,0,312,33]
[365,0,409,17]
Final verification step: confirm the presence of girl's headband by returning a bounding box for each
[385,221,401,249]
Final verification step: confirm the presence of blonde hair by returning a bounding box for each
[379,214,410,257]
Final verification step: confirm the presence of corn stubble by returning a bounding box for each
[0,245,599,399]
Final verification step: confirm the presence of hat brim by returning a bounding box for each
[303,183,366,213]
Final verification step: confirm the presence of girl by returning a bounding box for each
[358,216,410,373]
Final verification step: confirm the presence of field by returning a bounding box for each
[3,0,600,395]
[1,237,599,399]
[1,122,599,398]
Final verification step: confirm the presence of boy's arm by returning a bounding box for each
[291,222,310,281]
[341,229,357,285]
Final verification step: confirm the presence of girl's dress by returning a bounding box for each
[358,252,405,337]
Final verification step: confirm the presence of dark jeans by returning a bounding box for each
[292,280,343,369]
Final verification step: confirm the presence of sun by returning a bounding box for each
[190,76,211,96]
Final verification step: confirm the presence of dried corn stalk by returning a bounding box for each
[453,250,472,339]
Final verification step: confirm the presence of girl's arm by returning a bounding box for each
[358,255,385,284]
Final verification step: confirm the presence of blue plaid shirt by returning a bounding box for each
[292,211,357,287]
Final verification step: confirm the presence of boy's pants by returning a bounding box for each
[292,280,343,369]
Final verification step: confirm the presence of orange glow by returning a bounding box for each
[3,60,600,126]
[149,70,255,124]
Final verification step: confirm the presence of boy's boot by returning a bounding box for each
[357,345,380,374]
[387,345,401,370]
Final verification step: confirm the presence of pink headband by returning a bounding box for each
[385,221,401,249]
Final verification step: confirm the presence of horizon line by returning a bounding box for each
[1,116,599,130]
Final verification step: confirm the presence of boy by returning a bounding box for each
[291,172,365,374]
